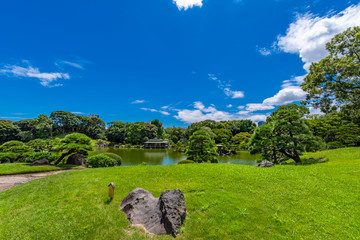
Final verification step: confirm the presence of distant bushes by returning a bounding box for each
[25,152,58,163]
[177,160,194,164]
[87,154,118,168]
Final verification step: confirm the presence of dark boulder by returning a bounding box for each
[120,188,186,237]
[67,154,86,166]
[30,158,50,166]
[257,159,274,167]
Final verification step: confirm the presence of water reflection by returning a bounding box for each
[90,148,259,166]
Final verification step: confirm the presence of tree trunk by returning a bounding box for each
[272,149,279,164]
[54,150,74,165]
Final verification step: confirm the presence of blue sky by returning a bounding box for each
[0,0,359,127]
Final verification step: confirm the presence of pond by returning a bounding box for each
[90,148,260,166]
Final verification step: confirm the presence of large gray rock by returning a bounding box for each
[120,188,186,237]
[257,159,274,167]
[30,158,50,166]
[67,154,86,166]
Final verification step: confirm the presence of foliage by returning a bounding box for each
[50,111,79,134]
[302,26,360,113]
[151,119,163,138]
[30,114,54,138]
[76,116,106,139]
[25,152,59,163]
[100,152,122,165]
[213,128,232,144]
[187,130,218,163]
[0,140,30,162]
[106,121,128,143]
[0,120,20,144]
[27,138,60,152]
[177,160,195,164]
[231,132,251,150]
[250,104,321,163]
[126,122,157,145]
[87,154,118,168]
[165,127,185,144]
[0,148,359,239]
[54,133,94,165]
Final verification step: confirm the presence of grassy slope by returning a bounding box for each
[0,148,359,240]
[0,163,82,175]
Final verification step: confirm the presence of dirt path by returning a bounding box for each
[0,170,70,192]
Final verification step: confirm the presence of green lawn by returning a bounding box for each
[0,148,359,239]
[0,163,83,175]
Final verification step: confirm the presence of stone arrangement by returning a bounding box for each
[120,188,186,237]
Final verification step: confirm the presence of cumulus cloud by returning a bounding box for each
[0,63,69,87]
[141,108,170,116]
[246,103,275,112]
[227,104,233,108]
[174,102,267,124]
[173,0,203,10]
[276,3,360,70]
[263,86,307,106]
[131,100,145,104]
[209,74,245,99]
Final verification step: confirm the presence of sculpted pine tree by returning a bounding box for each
[54,133,93,165]
[302,26,360,113]
[250,104,320,163]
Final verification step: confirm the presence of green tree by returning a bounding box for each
[151,119,164,138]
[186,130,218,163]
[165,127,185,144]
[30,114,54,138]
[0,120,20,144]
[302,26,360,113]
[50,111,79,134]
[213,128,232,144]
[250,104,320,163]
[76,116,106,139]
[54,133,94,165]
[106,121,128,143]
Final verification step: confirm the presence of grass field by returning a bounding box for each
[0,163,82,175]
[0,148,359,239]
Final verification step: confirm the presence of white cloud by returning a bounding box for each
[227,104,233,108]
[209,74,245,99]
[174,102,267,124]
[0,64,69,87]
[237,105,245,110]
[173,0,203,10]
[277,4,360,70]
[58,60,84,69]
[131,100,145,104]
[71,112,85,115]
[256,46,272,56]
[246,103,275,112]
[224,88,245,99]
[141,108,170,116]
[263,86,307,106]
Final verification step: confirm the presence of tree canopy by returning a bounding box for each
[302,26,360,113]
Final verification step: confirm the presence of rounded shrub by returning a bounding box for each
[87,154,118,168]
[101,152,122,165]
[25,152,58,163]
[178,160,195,164]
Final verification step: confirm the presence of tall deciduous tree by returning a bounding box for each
[30,114,54,138]
[302,26,360,113]
[0,120,20,144]
[50,111,79,134]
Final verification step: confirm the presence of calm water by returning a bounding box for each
[91,148,259,166]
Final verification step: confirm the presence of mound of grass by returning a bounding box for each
[0,163,82,175]
[0,148,359,239]
[99,152,122,165]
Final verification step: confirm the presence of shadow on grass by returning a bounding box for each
[282,156,329,166]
